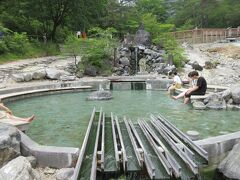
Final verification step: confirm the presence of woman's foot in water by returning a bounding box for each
[172,96,178,100]
[26,115,35,122]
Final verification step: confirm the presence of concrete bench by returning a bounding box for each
[174,88,209,100]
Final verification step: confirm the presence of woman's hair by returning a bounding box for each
[188,71,198,77]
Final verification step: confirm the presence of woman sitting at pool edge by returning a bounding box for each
[172,71,207,104]
[0,103,35,122]
[168,71,182,94]
[183,71,207,104]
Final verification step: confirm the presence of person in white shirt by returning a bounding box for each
[168,72,182,94]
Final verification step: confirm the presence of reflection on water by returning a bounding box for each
[7,90,240,147]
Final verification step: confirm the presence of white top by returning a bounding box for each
[173,75,182,84]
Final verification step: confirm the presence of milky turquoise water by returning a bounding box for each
[6,90,240,147]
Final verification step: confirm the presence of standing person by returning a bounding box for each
[184,71,207,104]
[168,72,182,94]
[0,103,35,122]
[76,31,81,38]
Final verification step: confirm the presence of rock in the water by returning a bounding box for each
[217,142,240,179]
[87,90,113,100]
[192,101,206,110]
[0,123,21,167]
[0,156,40,180]
[56,168,74,180]
[186,130,200,141]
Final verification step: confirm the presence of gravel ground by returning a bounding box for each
[182,42,240,87]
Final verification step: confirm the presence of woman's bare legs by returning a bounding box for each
[172,90,187,100]
[7,114,35,122]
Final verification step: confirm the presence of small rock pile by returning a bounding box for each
[113,45,177,76]
[0,123,74,180]
[193,85,240,110]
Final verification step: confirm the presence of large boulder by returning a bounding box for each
[87,90,113,100]
[0,156,40,180]
[191,61,203,71]
[192,101,206,110]
[217,142,240,179]
[134,24,151,46]
[46,68,63,80]
[23,73,33,82]
[0,123,21,167]
[204,93,227,109]
[231,86,240,104]
[32,69,46,80]
[11,74,25,82]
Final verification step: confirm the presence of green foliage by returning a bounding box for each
[140,13,183,67]
[136,0,167,22]
[154,33,185,67]
[63,27,118,75]
[170,0,240,29]
[4,32,30,54]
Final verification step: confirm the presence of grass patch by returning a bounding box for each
[0,42,60,64]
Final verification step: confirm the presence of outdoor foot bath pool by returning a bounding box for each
[7,90,240,147]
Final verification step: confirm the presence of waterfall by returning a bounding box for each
[98,84,104,91]
[135,47,138,74]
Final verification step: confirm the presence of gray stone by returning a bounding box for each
[0,123,21,167]
[84,65,97,77]
[217,142,240,179]
[192,61,203,71]
[206,99,227,109]
[26,156,37,168]
[162,65,176,75]
[0,156,40,180]
[60,75,76,81]
[23,73,33,82]
[192,101,206,110]
[11,74,25,82]
[221,89,232,102]
[204,61,216,69]
[186,130,200,141]
[134,27,151,46]
[231,86,240,104]
[32,70,46,80]
[144,49,155,55]
[119,57,130,66]
[56,168,74,180]
[87,90,113,100]
[46,68,62,80]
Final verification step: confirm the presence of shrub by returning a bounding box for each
[63,27,118,75]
